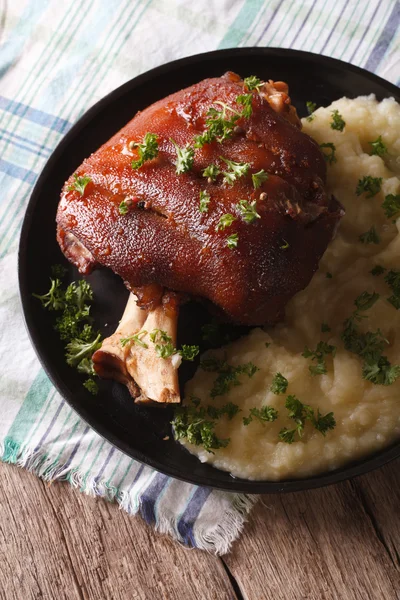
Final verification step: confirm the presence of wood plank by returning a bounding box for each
[0,462,235,600]
[224,460,400,600]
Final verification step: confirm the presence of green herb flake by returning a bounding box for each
[359,225,380,245]
[226,233,239,249]
[302,341,336,376]
[370,265,386,276]
[200,356,259,398]
[321,323,331,333]
[243,406,278,426]
[131,133,159,169]
[67,174,92,196]
[172,398,230,454]
[236,93,253,118]
[356,176,383,198]
[237,199,261,224]
[252,169,269,189]
[33,278,65,311]
[199,190,211,213]
[194,104,240,148]
[83,378,98,395]
[179,345,200,361]
[170,138,194,174]
[202,164,220,181]
[319,142,337,165]
[278,395,336,443]
[120,330,148,348]
[119,199,129,215]
[306,101,317,122]
[280,239,290,250]
[326,272,333,279]
[368,135,387,157]
[244,76,263,91]
[220,157,250,185]
[215,213,236,232]
[330,109,346,131]
[270,372,288,395]
[382,194,400,220]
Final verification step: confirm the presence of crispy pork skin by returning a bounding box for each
[56,73,343,327]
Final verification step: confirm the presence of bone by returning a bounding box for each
[92,293,180,404]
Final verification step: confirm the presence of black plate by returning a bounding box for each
[19,48,400,493]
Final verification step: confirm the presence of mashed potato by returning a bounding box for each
[179,95,400,480]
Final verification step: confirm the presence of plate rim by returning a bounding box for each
[18,46,400,493]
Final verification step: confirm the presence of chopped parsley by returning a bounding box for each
[252,169,269,189]
[280,239,290,250]
[199,190,211,213]
[119,199,130,215]
[326,272,333,279]
[278,395,336,443]
[385,270,400,310]
[382,194,400,220]
[370,265,386,276]
[321,323,331,333]
[216,213,236,231]
[341,291,400,386]
[237,199,261,224]
[330,109,346,131]
[172,398,231,453]
[194,103,240,147]
[200,356,259,398]
[148,329,199,361]
[83,378,98,395]
[359,225,380,245]
[236,93,253,118]
[170,139,194,174]
[120,330,148,348]
[243,406,278,426]
[244,76,263,91]
[302,341,336,376]
[34,274,102,393]
[131,133,158,169]
[67,174,92,196]
[306,101,316,121]
[220,157,250,185]
[319,142,337,165]
[226,233,239,249]
[270,372,288,395]
[356,176,382,198]
[368,135,387,157]
[203,164,220,181]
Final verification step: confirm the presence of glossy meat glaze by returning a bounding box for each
[57,73,343,325]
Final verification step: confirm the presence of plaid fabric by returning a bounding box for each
[0,0,399,554]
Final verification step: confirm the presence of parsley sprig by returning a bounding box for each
[243,406,278,426]
[244,76,263,91]
[203,164,220,181]
[369,136,387,157]
[67,174,92,196]
[320,143,337,165]
[330,109,346,131]
[356,176,382,198]
[33,274,102,392]
[131,133,159,169]
[216,213,236,231]
[306,101,316,122]
[237,199,261,224]
[359,225,380,245]
[270,372,288,395]
[302,341,336,376]
[220,157,250,185]
[382,194,400,220]
[252,169,269,189]
[173,397,234,453]
[170,139,194,174]
[200,356,259,398]
[278,396,336,443]
[341,291,400,385]
[199,190,211,213]
[385,270,400,310]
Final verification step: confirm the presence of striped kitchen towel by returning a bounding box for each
[0,0,398,554]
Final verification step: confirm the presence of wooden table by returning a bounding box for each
[0,459,399,599]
